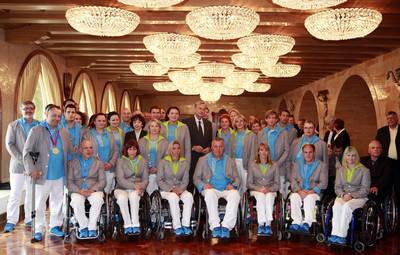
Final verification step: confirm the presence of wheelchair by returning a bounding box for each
[149,189,200,239]
[63,192,108,243]
[241,190,284,240]
[107,190,152,240]
[322,196,381,253]
[380,189,398,234]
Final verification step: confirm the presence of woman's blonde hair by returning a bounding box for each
[256,143,273,165]
[147,119,162,131]
[233,114,247,130]
[167,140,181,157]
[341,146,360,168]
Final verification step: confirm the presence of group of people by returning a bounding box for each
[3,98,399,244]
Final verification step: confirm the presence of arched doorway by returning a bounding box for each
[335,75,377,156]
[298,91,319,123]
[278,99,288,112]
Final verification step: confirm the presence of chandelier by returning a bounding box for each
[143,33,201,56]
[117,0,184,8]
[155,53,201,68]
[272,0,347,10]
[186,6,259,40]
[65,6,140,37]
[225,71,260,84]
[231,53,278,69]
[305,8,382,41]
[129,62,168,76]
[153,82,177,92]
[195,62,235,77]
[261,62,301,77]
[244,83,271,93]
[178,84,201,95]
[221,86,244,96]
[168,70,202,85]
[237,34,295,57]
[222,79,245,89]
[199,82,222,102]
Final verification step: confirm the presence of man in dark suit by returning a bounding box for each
[376,111,400,205]
[323,116,336,147]
[183,100,213,192]
[332,118,350,150]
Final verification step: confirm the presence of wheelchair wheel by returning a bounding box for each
[353,240,366,253]
[361,200,379,247]
[191,189,201,237]
[315,233,326,243]
[150,191,163,235]
[384,191,398,233]
[140,192,152,239]
[241,192,249,235]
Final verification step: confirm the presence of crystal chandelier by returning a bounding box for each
[261,62,301,77]
[221,86,244,96]
[178,84,201,95]
[155,53,201,68]
[168,70,202,85]
[200,82,222,102]
[129,62,168,76]
[225,71,260,84]
[143,33,201,56]
[272,0,347,10]
[118,0,184,8]
[222,79,245,89]
[305,8,382,41]
[231,53,278,69]
[244,83,271,93]
[195,62,235,77]
[153,82,177,92]
[186,6,260,40]
[65,6,140,37]
[237,34,295,57]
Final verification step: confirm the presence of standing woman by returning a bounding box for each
[157,141,193,236]
[328,146,370,245]
[139,119,168,195]
[228,114,256,194]
[85,113,118,193]
[228,108,240,125]
[124,114,147,145]
[114,140,149,235]
[160,106,191,162]
[247,143,279,236]
[107,111,124,156]
[217,114,233,154]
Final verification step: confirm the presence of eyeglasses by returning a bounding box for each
[22,107,35,111]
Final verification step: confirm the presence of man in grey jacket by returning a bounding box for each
[23,104,72,241]
[193,138,240,238]
[4,101,39,232]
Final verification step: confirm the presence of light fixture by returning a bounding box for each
[244,83,271,93]
[186,5,259,40]
[237,34,295,57]
[261,62,301,77]
[222,79,245,89]
[231,53,278,69]
[178,84,201,95]
[65,6,140,37]
[168,70,202,85]
[220,86,244,96]
[117,0,184,8]
[153,82,177,91]
[200,90,221,102]
[225,71,260,84]
[129,62,168,76]
[143,33,201,56]
[272,0,347,10]
[195,62,235,77]
[154,53,201,68]
[305,8,382,41]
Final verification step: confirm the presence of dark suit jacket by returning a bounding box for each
[333,129,351,150]
[324,130,336,145]
[376,125,400,160]
[360,155,394,198]
[124,130,147,145]
[183,116,213,150]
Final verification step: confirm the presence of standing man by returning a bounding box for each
[61,104,84,160]
[324,116,336,147]
[278,110,298,146]
[144,106,162,131]
[4,101,39,232]
[297,118,305,137]
[120,108,133,133]
[23,104,71,241]
[184,101,213,191]
[332,118,350,150]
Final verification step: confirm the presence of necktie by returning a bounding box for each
[198,120,204,136]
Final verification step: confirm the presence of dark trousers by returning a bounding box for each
[188,151,205,193]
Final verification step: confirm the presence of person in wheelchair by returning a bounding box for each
[247,143,279,236]
[328,146,371,245]
[288,143,328,233]
[157,140,194,236]
[67,139,106,238]
[114,140,149,235]
[360,140,394,203]
[193,138,241,238]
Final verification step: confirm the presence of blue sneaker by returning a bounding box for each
[220,227,230,238]
[4,223,15,233]
[265,225,273,236]
[79,228,88,238]
[328,235,339,243]
[88,230,97,237]
[289,224,301,232]
[183,226,192,235]
[336,236,347,245]
[34,232,42,241]
[49,226,64,237]
[300,223,310,233]
[175,227,185,236]
[124,227,131,235]
[211,227,221,238]
[257,225,264,235]
[132,227,141,234]
[25,221,32,228]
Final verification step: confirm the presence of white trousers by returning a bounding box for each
[202,189,240,230]
[235,159,247,196]
[250,191,277,226]
[280,175,289,199]
[70,192,104,231]
[6,173,32,224]
[331,197,367,238]
[289,192,320,226]
[161,190,193,229]
[35,178,64,233]
[114,189,141,228]
[146,174,158,195]
[104,171,115,194]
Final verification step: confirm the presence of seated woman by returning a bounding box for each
[157,140,194,236]
[247,143,279,236]
[328,146,371,245]
[289,143,327,233]
[68,139,106,238]
[114,140,149,235]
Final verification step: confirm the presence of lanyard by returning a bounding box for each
[259,163,269,175]
[46,128,60,148]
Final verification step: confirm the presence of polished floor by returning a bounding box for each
[0,223,399,255]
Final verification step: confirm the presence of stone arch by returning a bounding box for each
[298,90,319,124]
